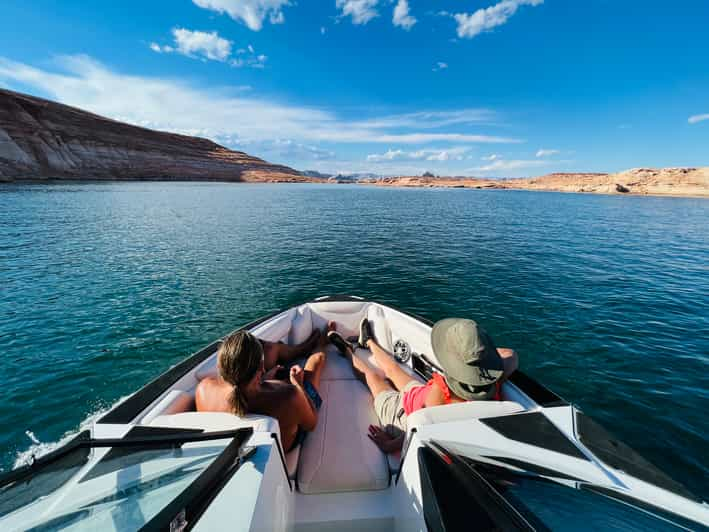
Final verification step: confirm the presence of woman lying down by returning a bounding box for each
[196,317,517,454]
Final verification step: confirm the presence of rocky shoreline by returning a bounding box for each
[368,167,709,198]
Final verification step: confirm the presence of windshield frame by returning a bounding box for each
[433,439,701,531]
[0,427,254,531]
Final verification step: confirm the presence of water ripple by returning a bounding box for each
[0,183,707,498]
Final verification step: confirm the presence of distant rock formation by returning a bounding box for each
[372,168,709,197]
[0,88,307,182]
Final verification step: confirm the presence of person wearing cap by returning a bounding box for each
[328,318,518,454]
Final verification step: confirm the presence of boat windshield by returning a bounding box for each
[0,428,251,531]
[431,440,699,532]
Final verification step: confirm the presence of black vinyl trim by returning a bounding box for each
[79,426,205,483]
[271,433,293,492]
[583,485,706,530]
[508,370,568,407]
[98,309,285,425]
[395,428,417,485]
[480,456,584,482]
[574,411,700,503]
[481,412,588,460]
[423,440,540,531]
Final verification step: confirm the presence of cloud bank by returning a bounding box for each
[0,55,520,148]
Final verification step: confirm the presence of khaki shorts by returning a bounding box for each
[373,381,423,438]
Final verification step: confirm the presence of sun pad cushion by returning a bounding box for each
[297,379,390,494]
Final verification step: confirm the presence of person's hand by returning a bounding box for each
[263,364,284,381]
[367,425,397,453]
[289,365,304,387]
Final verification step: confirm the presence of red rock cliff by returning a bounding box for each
[0,88,305,182]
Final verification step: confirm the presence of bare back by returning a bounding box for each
[195,377,306,451]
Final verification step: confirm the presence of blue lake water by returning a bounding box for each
[0,182,707,499]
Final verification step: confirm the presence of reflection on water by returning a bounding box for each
[0,182,707,498]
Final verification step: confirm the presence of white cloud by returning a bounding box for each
[432,62,448,72]
[150,29,267,68]
[688,114,709,124]
[454,0,543,39]
[192,0,291,31]
[471,159,550,172]
[481,154,500,161]
[536,148,559,157]
[337,0,379,25]
[354,109,496,129]
[367,147,470,162]
[393,0,416,30]
[168,28,233,61]
[0,55,521,149]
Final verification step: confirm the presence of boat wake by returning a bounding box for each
[12,397,129,469]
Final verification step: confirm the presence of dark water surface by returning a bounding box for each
[1,183,707,498]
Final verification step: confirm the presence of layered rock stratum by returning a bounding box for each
[373,167,709,197]
[0,88,306,182]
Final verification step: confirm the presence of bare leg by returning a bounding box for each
[262,329,322,370]
[302,322,336,390]
[366,339,418,392]
[342,344,394,397]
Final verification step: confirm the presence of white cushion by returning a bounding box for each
[147,411,278,434]
[251,312,292,342]
[289,307,313,345]
[285,446,300,480]
[298,380,390,494]
[195,357,218,381]
[319,346,386,381]
[141,390,195,425]
[367,305,394,353]
[406,401,526,430]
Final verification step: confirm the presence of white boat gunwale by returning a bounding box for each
[1,295,707,531]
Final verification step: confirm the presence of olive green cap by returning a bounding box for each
[430,318,504,400]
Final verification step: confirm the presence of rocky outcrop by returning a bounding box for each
[372,168,709,197]
[0,88,306,182]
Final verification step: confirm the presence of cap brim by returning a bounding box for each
[446,375,498,401]
[431,318,504,387]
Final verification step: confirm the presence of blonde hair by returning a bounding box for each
[217,331,264,416]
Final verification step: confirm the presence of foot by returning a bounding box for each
[328,330,352,358]
[315,321,336,349]
[358,317,374,348]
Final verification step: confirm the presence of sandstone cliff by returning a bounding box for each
[373,168,709,197]
[0,88,305,182]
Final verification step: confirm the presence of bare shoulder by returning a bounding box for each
[195,377,231,412]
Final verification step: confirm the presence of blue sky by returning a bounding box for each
[1,0,708,176]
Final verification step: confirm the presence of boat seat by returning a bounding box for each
[297,379,390,494]
[147,412,300,479]
[405,400,526,430]
[141,390,196,425]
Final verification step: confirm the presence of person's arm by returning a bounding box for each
[367,425,405,454]
[498,348,518,380]
[289,365,318,431]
